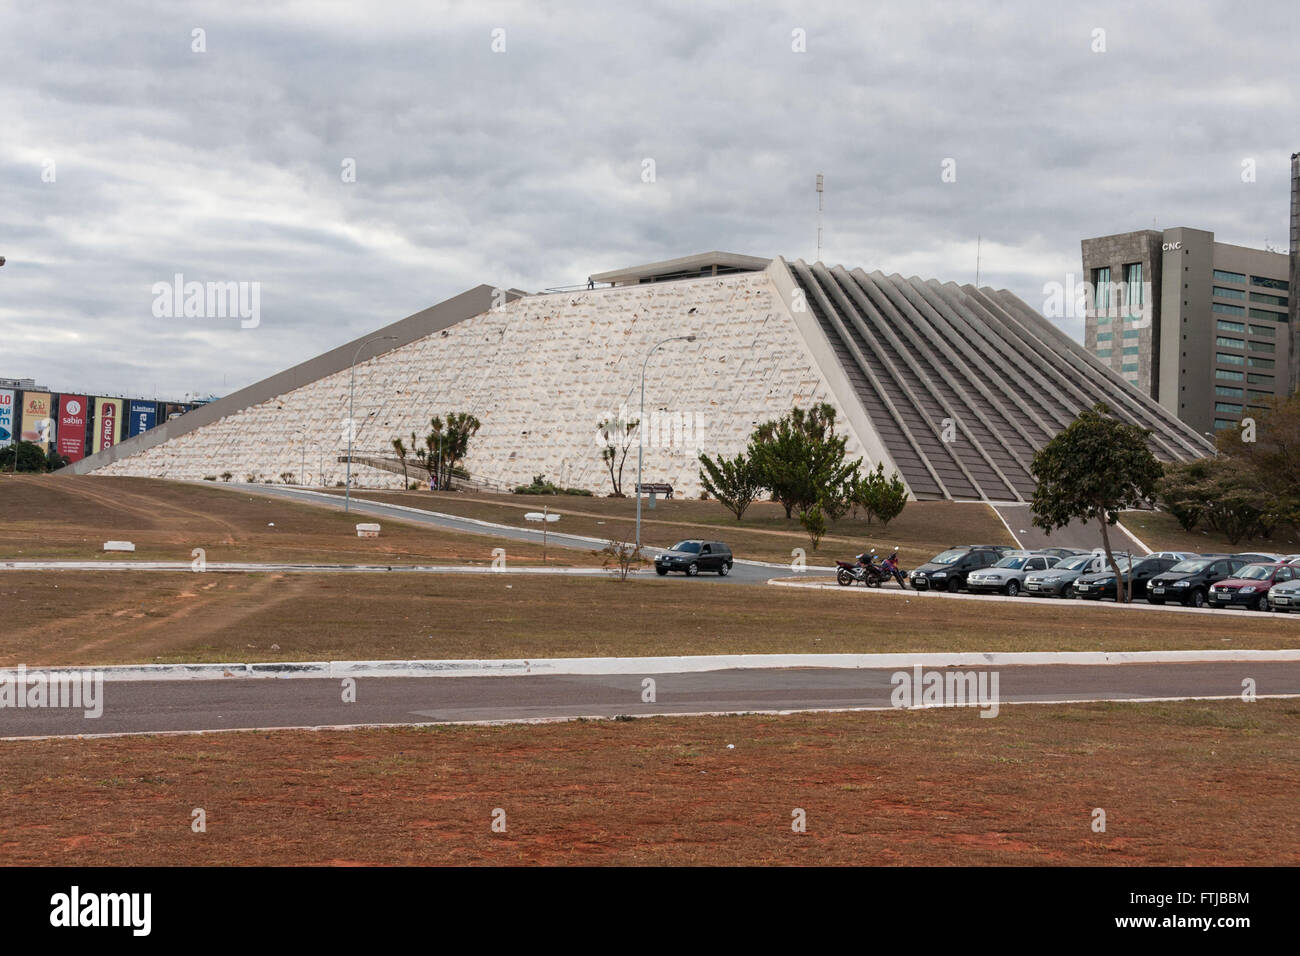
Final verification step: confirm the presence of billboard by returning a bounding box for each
[20,391,53,450]
[56,395,89,462]
[127,401,158,438]
[92,397,122,453]
[0,389,13,448]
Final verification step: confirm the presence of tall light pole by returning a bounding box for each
[345,335,397,513]
[635,333,697,553]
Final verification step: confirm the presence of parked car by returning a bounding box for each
[1071,554,1185,598]
[1266,576,1300,612]
[908,546,1004,592]
[1022,552,1123,598]
[1233,552,1285,563]
[1208,562,1298,611]
[966,552,1060,596]
[1146,557,1246,608]
[1145,551,1200,562]
[1280,554,1300,565]
[654,540,733,576]
[1035,547,1091,559]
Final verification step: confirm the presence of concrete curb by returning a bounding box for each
[5,648,1298,683]
[0,561,632,575]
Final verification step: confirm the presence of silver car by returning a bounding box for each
[1023,552,1129,598]
[1262,576,1300,613]
[967,552,1060,597]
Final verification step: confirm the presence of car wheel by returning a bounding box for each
[1062,584,1075,600]
[1190,589,1206,608]
[1005,581,1020,597]
[655,567,668,576]
[686,562,699,577]
[946,578,961,593]
[1148,596,1164,605]
[836,568,853,587]
[718,562,730,577]
[1256,594,1270,612]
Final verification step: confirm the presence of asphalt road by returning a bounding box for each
[228,483,828,585]
[4,662,1295,738]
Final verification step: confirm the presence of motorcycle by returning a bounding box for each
[836,550,886,587]
[879,550,909,588]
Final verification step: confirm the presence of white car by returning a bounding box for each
[1264,576,1300,612]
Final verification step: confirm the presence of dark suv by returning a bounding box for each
[655,540,733,577]
[908,546,1003,592]
[1146,556,1246,608]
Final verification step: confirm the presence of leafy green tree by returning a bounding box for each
[1156,459,1213,532]
[0,441,55,473]
[749,402,861,519]
[698,451,764,520]
[853,462,909,527]
[1030,403,1162,603]
[799,500,827,551]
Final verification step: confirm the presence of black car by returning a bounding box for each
[908,546,1003,592]
[655,540,733,576]
[1074,555,1180,601]
[1146,556,1246,608]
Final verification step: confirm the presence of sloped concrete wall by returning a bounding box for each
[92,270,872,498]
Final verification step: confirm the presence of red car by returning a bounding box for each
[1207,562,1299,611]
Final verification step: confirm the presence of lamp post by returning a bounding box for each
[635,333,697,553]
[345,335,397,513]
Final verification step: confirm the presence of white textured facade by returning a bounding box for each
[95,269,868,497]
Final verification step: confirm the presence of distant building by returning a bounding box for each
[1082,228,1291,435]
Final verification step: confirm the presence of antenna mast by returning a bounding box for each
[975,234,981,288]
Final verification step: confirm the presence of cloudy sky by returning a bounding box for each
[1,0,1296,400]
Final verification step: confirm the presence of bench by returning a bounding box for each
[635,483,674,499]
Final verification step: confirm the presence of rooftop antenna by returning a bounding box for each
[815,173,824,263]
[975,234,981,288]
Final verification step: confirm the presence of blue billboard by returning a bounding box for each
[127,400,158,438]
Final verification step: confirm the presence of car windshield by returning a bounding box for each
[671,541,700,553]
[929,549,965,565]
[1169,559,1210,573]
[1056,556,1092,571]
[993,556,1028,569]
[1236,564,1274,580]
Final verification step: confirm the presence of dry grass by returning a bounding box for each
[2,700,1295,865]
[4,571,1297,667]
[336,489,1015,567]
[0,475,597,567]
[1122,509,1300,557]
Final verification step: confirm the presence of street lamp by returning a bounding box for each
[635,333,698,553]
[345,335,397,513]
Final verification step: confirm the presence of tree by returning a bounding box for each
[599,537,643,581]
[597,417,639,497]
[1156,459,1213,532]
[799,501,827,551]
[432,412,481,491]
[749,403,861,519]
[0,441,57,473]
[854,462,909,527]
[1215,394,1300,532]
[1030,403,1162,603]
[391,437,410,488]
[697,451,764,520]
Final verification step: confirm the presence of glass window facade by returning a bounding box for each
[1214,269,1246,284]
[1213,302,1245,316]
[1249,308,1287,321]
[1215,402,1242,413]
[1250,275,1289,291]
[1247,373,1273,384]
[1123,262,1143,315]
[1252,292,1288,307]
[1092,267,1111,314]
[1095,348,1112,357]
[1213,285,1246,300]
[1248,340,1275,353]
[1248,356,1274,369]
[1122,346,1140,355]
[1216,385,1244,397]
[1249,324,1276,336]
[1216,336,1244,349]
[1097,331,1113,341]
[1217,320,1245,333]
[1216,369,1245,381]
[1217,352,1245,365]
[1122,329,1141,338]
